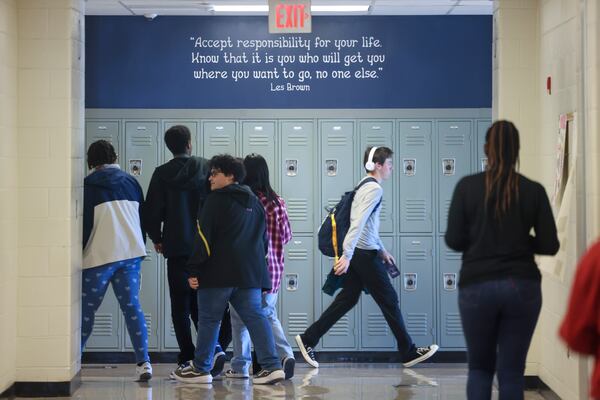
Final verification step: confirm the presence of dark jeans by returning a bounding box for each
[303,249,415,358]
[459,278,542,400]
[167,257,232,363]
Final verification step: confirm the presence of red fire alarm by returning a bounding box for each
[547,76,552,95]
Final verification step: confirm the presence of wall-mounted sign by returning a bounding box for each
[269,0,311,33]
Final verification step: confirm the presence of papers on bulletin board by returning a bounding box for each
[539,113,577,282]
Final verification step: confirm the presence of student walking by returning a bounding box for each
[295,146,439,369]
[445,120,559,400]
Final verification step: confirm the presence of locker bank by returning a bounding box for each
[0,1,599,399]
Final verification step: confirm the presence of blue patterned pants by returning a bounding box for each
[81,258,149,363]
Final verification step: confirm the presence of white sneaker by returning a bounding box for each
[136,361,152,381]
[252,369,285,385]
[402,344,439,368]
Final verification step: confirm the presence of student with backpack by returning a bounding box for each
[295,146,439,368]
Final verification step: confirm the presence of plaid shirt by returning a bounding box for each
[257,192,292,293]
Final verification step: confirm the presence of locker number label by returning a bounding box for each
[129,159,142,176]
[442,158,455,176]
[403,159,416,176]
[286,159,298,176]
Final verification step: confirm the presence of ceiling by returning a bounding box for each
[84,0,494,16]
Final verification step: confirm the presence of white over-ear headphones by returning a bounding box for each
[365,146,378,171]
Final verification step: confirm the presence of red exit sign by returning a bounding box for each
[269,0,312,33]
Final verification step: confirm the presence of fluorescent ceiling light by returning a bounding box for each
[312,5,370,12]
[212,4,370,13]
[212,5,269,12]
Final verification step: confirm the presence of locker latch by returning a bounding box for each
[403,159,416,176]
[404,273,417,291]
[442,159,455,176]
[286,160,298,176]
[286,273,299,291]
[480,157,488,171]
[443,273,457,291]
[325,160,338,176]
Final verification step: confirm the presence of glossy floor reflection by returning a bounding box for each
[25,363,548,399]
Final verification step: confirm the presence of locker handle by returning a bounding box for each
[215,126,224,130]
[254,126,264,131]
[332,126,342,130]
[293,126,303,130]
[410,125,420,130]
[372,126,381,130]
[98,126,107,130]
[136,126,147,130]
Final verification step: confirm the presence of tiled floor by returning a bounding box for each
[20,363,549,399]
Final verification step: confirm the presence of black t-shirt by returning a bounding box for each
[445,172,559,287]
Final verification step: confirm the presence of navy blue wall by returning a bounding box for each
[85,15,492,109]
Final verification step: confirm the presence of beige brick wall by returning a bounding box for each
[0,0,18,394]
[15,0,84,383]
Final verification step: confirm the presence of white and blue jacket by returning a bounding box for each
[83,164,146,270]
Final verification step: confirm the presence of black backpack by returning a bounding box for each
[317,177,380,259]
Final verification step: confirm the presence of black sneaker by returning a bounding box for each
[173,364,212,384]
[295,335,319,368]
[282,356,295,380]
[402,344,439,368]
[210,351,226,378]
[252,369,285,385]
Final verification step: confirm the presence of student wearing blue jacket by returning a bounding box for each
[81,140,152,381]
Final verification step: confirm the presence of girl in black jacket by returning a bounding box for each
[445,120,559,400]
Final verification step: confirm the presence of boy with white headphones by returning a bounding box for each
[296,146,439,368]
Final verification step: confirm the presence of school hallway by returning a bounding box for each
[12,363,551,400]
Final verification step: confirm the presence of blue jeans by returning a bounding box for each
[459,278,542,400]
[230,292,294,374]
[194,287,280,373]
[81,258,149,364]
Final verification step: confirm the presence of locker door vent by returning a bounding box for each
[287,199,308,221]
[209,136,232,146]
[406,313,428,335]
[405,135,426,146]
[444,249,461,261]
[329,316,350,336]
[288,313,309,335]
[379,200,389,221]
[145,314,152,336]
[288,135,308,146]
[443,134,466,146]
[94,135,114,143]
[405,200,427,221]
[326,198,338,209]
[445,313,463,336]
[170,322,175,336]
[405,250,427,261]
[287,249,308,261]
[327,135,349,146]
[248,135,270,146]
[443,199,451,219]
[367,314,389,336]
[131,136,153,146]
[92,314,113,336]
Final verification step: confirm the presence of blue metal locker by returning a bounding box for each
[319,121,356,349]
[281,236,314,348]
[400,236,435,347]
[280,121,314,234]
[438,238,465,348]
[476,120,491,172]
[84,121,122,350]
[359,121,395,233]
[242,121,277,190]
[359,236,396,349]
[202,121,236,158]
[438,121,472,233]
[399,121,433,233]
[124,121,160,350]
